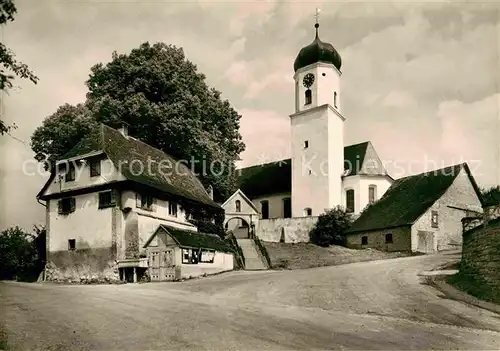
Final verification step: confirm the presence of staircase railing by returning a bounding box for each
[226,231,245,269]
[253,235,271,269]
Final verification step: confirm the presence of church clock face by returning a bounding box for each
[302,73,315,88]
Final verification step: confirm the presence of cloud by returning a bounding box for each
[224,56,294,100]
[381,90,417,108]
[228,0,277,37]
[342,9,499,105]
[437,93,500,186]
[237,108,291,168]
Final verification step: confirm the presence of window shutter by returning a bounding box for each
[70,198,76,212]
[95,159,101,175]
[58,200,63,214]
[111,190,117,206]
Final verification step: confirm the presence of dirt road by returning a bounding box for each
[1,252,499,350]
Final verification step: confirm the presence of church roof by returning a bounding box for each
[236,141,388,199]
[294,24,342,72]
[38,124,219,209]
[346,163,484,234]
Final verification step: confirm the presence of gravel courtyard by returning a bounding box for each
[1,251,499,350]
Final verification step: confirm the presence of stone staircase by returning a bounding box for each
[236,239,268,270]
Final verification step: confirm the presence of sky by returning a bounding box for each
[0,0,499,231]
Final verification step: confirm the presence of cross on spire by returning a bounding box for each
[315,7,321,24]
[314,8,321,38]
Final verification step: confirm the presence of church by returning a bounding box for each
[225,20,394,226]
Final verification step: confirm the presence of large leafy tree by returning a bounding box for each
[0,226,45,281]
[31,42,245,199]
[0,0,39,134]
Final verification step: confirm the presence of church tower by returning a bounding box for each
[289,12,345,217]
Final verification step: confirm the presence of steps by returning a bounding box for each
[236,239,268,270]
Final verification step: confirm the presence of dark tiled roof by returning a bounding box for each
[343,142,369,176]
[236,142,371,199]
[60,124,218,208]
[237,159,292,199]
[146,225,233,253]
[346,163,481,234]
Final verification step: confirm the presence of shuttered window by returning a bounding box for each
[58,197,76,214]
[98,190,116,209]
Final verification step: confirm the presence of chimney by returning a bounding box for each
[118,122,129,137]
[206,185,214,200]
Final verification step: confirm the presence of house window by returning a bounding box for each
[305,207,312,216]
[431,210,439,228]
[235,200,241,212]
[305,89,312,105]
[304,140,309,148]
[283,197,291,218]
[137,193,154,211]
[98,190,116,209]
[368,185,377,204]
[89,158,101,177]
[58,197,75,215]
[361,236,368,245]
[65,163,76,182]
[200,249,215,263]
[346,189,355,213]
[169,201,178,217]
[68,239,76,251]
[334,91,338,108]
[261,200,269,219]
[385,233,393,244]
[182,248,199,264]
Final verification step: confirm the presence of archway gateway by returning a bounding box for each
[225,217,251,239]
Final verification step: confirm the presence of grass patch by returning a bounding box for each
[263,242,411,270]
[447,272,500,305]
[0,323,8,350]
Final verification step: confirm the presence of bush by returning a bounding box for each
[309,206,353,247]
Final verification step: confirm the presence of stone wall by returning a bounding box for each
[459,214,500,303]
[256,217,318,243]
[45,247,119,283]
[345,226,412,252]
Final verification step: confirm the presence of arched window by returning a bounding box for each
[235,200,241,212]
[305,207,312,216]
[368,185,377,204]
[334,91,338,108]
[346,189,355,213]
[305,89,312,105]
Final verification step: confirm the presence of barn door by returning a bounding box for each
[160,249,175,281]
[417,231,435,253]
[149,251,160,281]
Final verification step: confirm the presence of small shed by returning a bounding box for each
[143,224,234,281]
